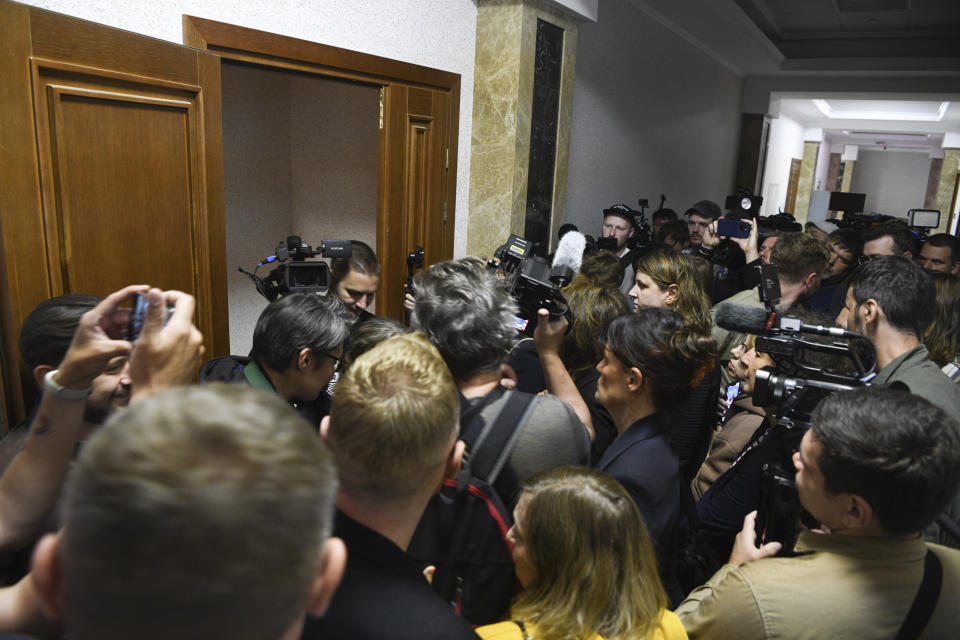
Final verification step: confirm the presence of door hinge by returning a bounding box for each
[379,87,384,130]
[445,148,449,170]
[443,202,448,223]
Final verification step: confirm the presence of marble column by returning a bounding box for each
[925,158,943,209]
[934,149,959,234]
[840,161,854,192]
[793,141,820,225]
[466,0,578,258]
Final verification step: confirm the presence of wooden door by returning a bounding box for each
[381,84,453,320]
[0,2,227,424]
[784,158,802,215]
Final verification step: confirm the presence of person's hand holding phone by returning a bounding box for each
[55,285,149,391]
[129,288,204,400]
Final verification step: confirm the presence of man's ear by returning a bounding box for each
[626,367,644,393]
[860,298,881,325]
[31,533,65,620]
[304,537,347,618]
[298,348,313,372]
[628,226,635,238]
[319,415,330,444]
[445,439,465,481]
[840,494,874,531]
[802,271,819,291]
[32,365,54,389]
[951,261,960,275]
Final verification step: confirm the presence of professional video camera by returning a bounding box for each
[714,263,877,554]
[633,198,653,247]
[240,235,352,302]
[490,232,581,335]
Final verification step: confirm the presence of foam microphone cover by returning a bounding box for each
[551,231,586,275]
[714,303,772,334]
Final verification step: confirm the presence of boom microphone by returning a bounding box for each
[550,231,586,287]
[714,303,854,338]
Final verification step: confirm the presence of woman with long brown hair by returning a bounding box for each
[629,248,720,483]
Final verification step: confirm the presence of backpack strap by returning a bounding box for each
[466,391,539,487]
[894,549,942,640]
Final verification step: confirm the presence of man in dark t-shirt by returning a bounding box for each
[302,333,478,640]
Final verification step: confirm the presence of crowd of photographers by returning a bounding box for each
[0,202,957,639]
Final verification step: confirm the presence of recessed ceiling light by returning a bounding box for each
[810,99,949,122]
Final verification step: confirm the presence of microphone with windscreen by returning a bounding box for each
[549,231,586,287]
[714,303,856,338]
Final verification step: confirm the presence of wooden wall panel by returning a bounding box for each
[0,2,227,426]
[35,74,199,295]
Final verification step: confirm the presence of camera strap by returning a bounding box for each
[893,549,942,640]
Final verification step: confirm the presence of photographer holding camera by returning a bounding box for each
[677,387,960,639]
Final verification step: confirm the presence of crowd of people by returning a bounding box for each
[0,207,958,639]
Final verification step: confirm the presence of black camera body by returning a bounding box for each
[740,266,877,555]
[493,234,572,336]
[244,235,352,301]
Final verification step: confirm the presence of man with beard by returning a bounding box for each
[15,295,131,445]
[0,287,203,573]
[836,256,960,416]
[711,232,829,374]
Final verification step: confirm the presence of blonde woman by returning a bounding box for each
[477,466,687,640]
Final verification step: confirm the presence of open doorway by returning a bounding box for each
[221,61,380,353]
[185,16,460,335]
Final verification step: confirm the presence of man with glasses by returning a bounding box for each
[200,293,352,428]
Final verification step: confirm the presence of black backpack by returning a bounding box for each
[407,390,538,626]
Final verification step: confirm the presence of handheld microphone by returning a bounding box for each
[550,231,586,287]
[714,303,853,338]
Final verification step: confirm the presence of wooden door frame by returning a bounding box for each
[183,16,460,321]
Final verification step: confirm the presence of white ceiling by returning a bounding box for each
[774,96,960,152]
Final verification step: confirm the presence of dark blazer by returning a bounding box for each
[594,412,679,549]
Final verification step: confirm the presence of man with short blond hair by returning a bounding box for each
[304,333,478,640]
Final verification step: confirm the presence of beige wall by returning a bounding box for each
[222,63,378,354]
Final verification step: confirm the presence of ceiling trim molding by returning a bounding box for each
[623,0,783,77]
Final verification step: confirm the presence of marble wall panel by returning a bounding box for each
[794,141,820,225]
[925,158,943,210]
[934,149,959,234]
[467,0,577,258]
[841,161,854,193]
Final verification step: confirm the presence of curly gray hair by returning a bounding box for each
[411,257,518,381]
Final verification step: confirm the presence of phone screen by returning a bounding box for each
[725,382,741,405]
